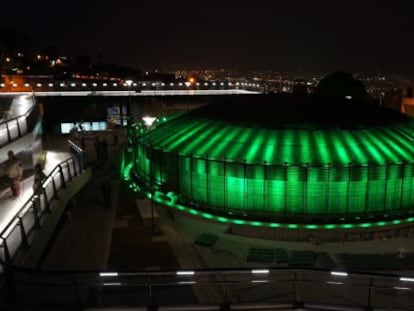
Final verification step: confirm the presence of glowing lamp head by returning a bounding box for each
[142,116,157,127]
[125,80,133,87]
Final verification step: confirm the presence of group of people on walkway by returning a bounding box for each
[1,150,45,200]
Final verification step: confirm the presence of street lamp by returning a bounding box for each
[125,80,133,128]
[142,116,157,234]
[142,116,157,128]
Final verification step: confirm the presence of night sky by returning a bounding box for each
[2,0,414,75]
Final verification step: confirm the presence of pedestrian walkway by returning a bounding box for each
[0,121,41,164]
[40,163,116,270]
[0,150,71,234]
[0,95,36,149]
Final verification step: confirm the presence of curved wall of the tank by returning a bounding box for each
[133,143,414,220]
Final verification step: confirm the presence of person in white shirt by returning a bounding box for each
[5,150,23,198]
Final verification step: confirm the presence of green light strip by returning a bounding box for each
[122,160,414,231]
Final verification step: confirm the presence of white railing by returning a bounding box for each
[0,267,413,310]
[0,96,37,147]
[0,152,86,264]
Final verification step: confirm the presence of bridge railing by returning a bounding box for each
[0,151,86,266]
[0,96,38,148]
[0,266,413,310]
[0,81,263,93]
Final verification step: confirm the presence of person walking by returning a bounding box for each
[33,163,46,196]
[5,151,23,198]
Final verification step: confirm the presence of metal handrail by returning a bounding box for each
[0,95,35,127]
[0,264,412,310]
[0,154,84,241]
[67,139,84,153]
[0,95,37,147]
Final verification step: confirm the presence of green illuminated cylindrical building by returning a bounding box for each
[130,95,414,224]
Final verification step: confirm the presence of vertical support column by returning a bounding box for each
[366,277,374,311]
[76,155,82,173]
[18,217,29,248]
[293,271,303,308]
[32,199,41,229]
[72,278,81,308]
[2,238,12,264]
[59,165,66,188]
[6,122,12,143]
[148,276,153,309]
[72,158,78,176]
[52,176,59,199]
[16,119,22,137]
[221,273,228,310]
[43,187,51,213]
[67,162,73,182]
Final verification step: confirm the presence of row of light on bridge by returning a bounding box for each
[98,270,414,290]
[0,81,261,89]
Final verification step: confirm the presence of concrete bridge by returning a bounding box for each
[0,89,260,97]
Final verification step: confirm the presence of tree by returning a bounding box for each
[316,71,368,100]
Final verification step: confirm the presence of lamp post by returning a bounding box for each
[125,80,133,128]
[142,116,157,233]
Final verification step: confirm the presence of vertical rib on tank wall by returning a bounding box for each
[402,164,414,207]
[133,146,414,217]
[208,160,225,209]
[366,165,386,212]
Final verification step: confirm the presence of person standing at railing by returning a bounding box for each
[4,150,23,198]
[32,163,46,196]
